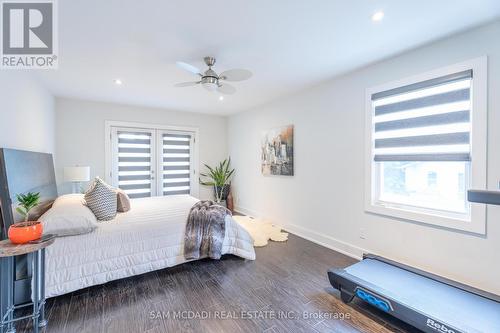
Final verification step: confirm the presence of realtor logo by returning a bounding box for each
[1,0,58,68]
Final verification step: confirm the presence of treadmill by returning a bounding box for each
[327,190,500,333]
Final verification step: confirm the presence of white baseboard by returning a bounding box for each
[283,224,365,261]
[234,205,261,218]
[234,205,366,261]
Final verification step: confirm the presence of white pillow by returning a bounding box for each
[39,194,98,237]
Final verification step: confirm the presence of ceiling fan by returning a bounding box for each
[174,56,252,95]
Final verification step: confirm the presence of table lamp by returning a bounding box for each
[64,166,90,193]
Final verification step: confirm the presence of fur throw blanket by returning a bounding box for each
[184,200,231,260]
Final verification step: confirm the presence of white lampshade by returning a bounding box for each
[64,166,90,182]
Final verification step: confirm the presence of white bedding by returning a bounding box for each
[45,195,255,298]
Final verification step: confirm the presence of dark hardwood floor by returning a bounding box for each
[15,234,421,333]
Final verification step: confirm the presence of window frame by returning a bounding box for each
[364,57,487,234]
[105,120,200,198]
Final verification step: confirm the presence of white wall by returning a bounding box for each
[0,72,55,154]
[55,98,227,199]
[228,21,500,294]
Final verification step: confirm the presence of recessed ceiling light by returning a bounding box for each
[372,11,384,22]
[113,79,123,85]
[219,96,224,101]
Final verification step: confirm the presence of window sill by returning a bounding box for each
[365,202,486,235]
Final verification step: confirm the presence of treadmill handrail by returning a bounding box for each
[468,189,500,205]
[363,253,500,303]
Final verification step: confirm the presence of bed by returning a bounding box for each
[0,148,254,299]
[43,194,255,298]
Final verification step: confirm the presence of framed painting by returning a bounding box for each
[261,125,294,176]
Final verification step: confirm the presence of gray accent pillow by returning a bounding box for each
[115,188,131,212]
[84,177,117,221]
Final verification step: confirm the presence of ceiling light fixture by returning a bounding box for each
[219,96,224,101]
[113,79,123,85]
[372,11,384,22]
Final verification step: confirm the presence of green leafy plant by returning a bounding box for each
[15,192,41,222]
[199,158,235,203]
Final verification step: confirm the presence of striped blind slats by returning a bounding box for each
[164,181,190,187]
[117,131,152,196]
[163,140,190,146]
[117,138,151,145]
[118,166,151,172]
[163,157,190,162]
[163,189,190,196]
[375,132,470,149]
[372,71,472,162]
[374,153,470,162]
[164,134,191,139]
[118,157,151,163]
[374,88,470,116]
[163,173,190,179]
[128,192,151,199]
[118,147,151,153]
[119,175,151,181]
[163,165,190,171]
[371,70,472,100]
[162,133,191,196]
[375,110,470,132]
[119,183,152,191]
[164,149,189,154]
[113,128,194,198]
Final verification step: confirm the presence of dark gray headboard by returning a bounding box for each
[0,148,58,239]
[0,148,58,304]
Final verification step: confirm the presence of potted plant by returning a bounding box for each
[199,158,235,205]
[8,192,43,244]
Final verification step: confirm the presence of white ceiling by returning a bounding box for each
[35,0,500,115]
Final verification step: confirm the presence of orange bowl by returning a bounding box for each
[8,221,43,244]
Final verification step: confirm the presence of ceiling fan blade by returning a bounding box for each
[176,61,201,75]
[174,81,200,87]
[217,83,236,95]
[219,69,252,82]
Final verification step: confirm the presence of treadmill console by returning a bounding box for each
[355,287,393,312]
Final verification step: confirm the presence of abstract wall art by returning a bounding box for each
[261,125,294,176]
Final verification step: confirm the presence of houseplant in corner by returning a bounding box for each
[199,158,235,206]
[8,192,43,244]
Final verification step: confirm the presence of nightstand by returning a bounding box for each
[0,238,55,333]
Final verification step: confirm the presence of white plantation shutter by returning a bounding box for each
[116,130,154,198]
[161,132,192,195]
[372,70,472,162]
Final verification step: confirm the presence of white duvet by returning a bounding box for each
[45,195,255,298]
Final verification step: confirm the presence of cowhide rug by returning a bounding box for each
[233,215,288,247]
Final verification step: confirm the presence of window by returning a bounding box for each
[113,129,155,198]
[106,122,199,198]
[427,171,437,187]
[161,132,193,196]
[365,58,487,233]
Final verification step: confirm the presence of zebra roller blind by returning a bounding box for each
[372,70,472,162]
[117,130,153,198]
[162,132,192,196]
